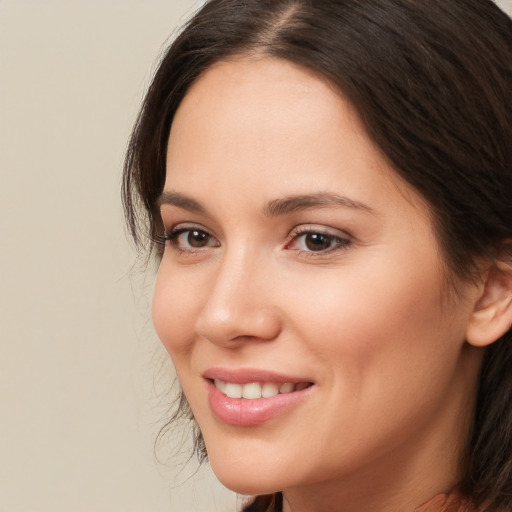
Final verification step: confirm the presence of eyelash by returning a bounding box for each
[162,225,352,256]
[163,226,219,252]
[286,226,352,256]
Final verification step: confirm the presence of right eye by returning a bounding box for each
[164,227,219,251]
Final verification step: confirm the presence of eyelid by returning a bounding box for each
[163,223,220,251]
[288,224,352,240]
[285,224,353,254]
[163,221,216,238]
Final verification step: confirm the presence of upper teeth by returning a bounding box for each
[214,379,309,399]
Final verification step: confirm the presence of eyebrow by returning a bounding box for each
[158,190,374,216]
[263,192,375,216]
[158,191,207,214]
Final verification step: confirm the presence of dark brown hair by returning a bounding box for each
[123,1,512,510]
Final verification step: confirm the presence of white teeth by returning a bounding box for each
[242,382,262,399]
[279,382,295,394]
[214,379,310,399]
[225,382,243,399]
[214,379,226,393]
[261,382,279,398]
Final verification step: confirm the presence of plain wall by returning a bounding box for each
[1,1,511,511]
[0,1,234,511]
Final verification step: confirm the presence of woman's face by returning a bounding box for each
[153,58,482,501]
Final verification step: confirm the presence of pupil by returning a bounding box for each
[305,233,331,251]
[188,230,208,247]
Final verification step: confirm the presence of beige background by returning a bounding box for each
[1,1,511,511]
[0,1,235,511]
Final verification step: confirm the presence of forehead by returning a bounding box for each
[166,58,414,205]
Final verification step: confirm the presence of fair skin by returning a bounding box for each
[153,57,489,512]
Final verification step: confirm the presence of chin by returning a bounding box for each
[212,469,283,496]
[206,444,290,496]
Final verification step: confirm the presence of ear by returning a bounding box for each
[466,254,512,347]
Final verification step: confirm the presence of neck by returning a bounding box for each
[282,454,458,512]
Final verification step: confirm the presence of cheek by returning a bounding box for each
[283,253,461,390]
[152,261,201,360]
[273,261,469,469]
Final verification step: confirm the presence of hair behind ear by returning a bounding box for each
[459,243,512,510]
[463,330,512,510]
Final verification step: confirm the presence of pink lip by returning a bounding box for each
[203,367,312,384]
[203,368,314,427]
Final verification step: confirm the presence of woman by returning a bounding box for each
[123,1,512,511]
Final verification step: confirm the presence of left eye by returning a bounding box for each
[165,228,219,249]
[288,231,349,252]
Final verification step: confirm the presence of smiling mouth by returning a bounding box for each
[213,379,313,399]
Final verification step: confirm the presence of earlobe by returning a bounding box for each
[466,258,512,348]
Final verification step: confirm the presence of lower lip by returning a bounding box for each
[207,381,313,426]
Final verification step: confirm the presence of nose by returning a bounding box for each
[195,249,282,347]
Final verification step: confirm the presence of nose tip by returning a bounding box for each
[196,302,282,346]
[194,257,282,346]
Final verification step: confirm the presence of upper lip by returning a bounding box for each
[202,367,314,384]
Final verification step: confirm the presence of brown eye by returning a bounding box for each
[303,233,332,251]
[286,228,351,254]
[165,227,219,250]
[187,230,210,248]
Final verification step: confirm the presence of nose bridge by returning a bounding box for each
[196,242,281,345]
